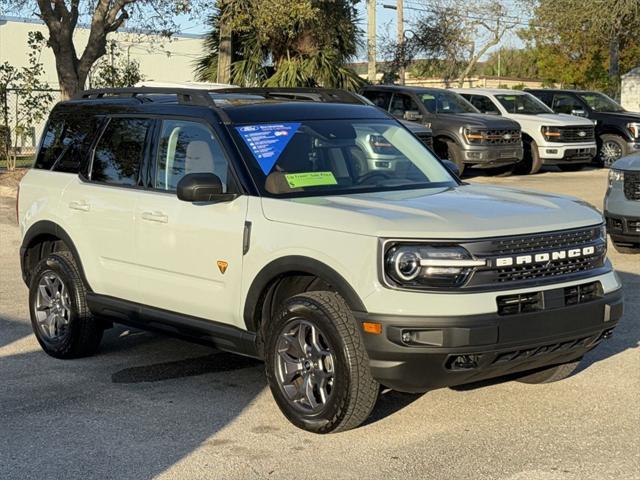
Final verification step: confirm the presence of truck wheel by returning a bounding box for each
[599,134,628,167]
[516,140,543,175]
[264,291,379,433]
[29,251,103,359]
[444,141,465,176]
[516,358,581,384]
[557,163,586,172]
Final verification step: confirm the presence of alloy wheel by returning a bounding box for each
[34,271,71,341]
[601,141,623,167]
[274,319,336,413]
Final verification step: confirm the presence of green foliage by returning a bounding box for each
[196,0,364,90]
[90,41,145,88]
[0,32,54,171]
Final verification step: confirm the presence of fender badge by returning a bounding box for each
[217,261,228,274]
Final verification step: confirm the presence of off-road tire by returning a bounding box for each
[264,291,379,433]
[29,251,103,359]
[516,139,543,175]
[516,358,581,384]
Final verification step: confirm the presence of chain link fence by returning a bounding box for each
[1,87,61,160]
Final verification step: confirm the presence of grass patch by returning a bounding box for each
[0,157,33,169]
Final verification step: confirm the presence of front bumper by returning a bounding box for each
[539,143,597,164]
[462,145,524,168]
[357,286,623,393]
[605,212,640,246]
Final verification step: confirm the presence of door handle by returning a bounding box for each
[68,200,90,212]
[141,211,169,223]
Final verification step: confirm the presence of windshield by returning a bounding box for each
[577,92,625,112]
[495,93,554,114]
[233,119,456,197]
[419,91,478,114]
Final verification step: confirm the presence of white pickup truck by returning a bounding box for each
[454,88,597,174]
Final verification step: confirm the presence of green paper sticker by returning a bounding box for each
[284,171,338,189]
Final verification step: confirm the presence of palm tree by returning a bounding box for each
[195,0,364,90]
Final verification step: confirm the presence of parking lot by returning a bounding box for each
[0,167,638,480]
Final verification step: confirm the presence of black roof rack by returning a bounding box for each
[74,87,217,107]
[213,87,363,104]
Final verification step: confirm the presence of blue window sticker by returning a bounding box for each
[235,123,301,175]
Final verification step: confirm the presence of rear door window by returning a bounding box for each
[552,94,584,114]
[361,91,393,110]
[466,95,500,114]
[90,118,153,186]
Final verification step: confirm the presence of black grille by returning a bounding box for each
[627,219,640,233]
[415,132,434,149]
[553,126,595,143]
[564,281,603,305]
[491,226,600,256]
[492,336,595,365]
[483,129,521,145]
[624,171,640,200]
[460,226,608,289]
[497,292,543,315]
[497,281,603,316]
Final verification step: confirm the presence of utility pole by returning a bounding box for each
[217,1,232,84]
[397,0,405,85]
[367,0,376,83]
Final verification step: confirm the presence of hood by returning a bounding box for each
[594,111,640,121]
[508,113,595,127]
[261,184,603,239]
[439,113,520,130]
[612,153,640,171]
[399,119,432,134]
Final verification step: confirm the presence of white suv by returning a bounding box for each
[18,87,623,433]
[454,88,597,174]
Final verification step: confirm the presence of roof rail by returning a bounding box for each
[74,87,217,107]
[212,87,363,104]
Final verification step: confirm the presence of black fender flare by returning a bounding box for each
[20,220,91,290]
[243,256,367,332]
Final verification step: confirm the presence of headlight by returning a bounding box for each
[541,126,562,141]
[608,169,624,187]
[463,128,485,144]
[384,244,486,288]
[627,122,640,139]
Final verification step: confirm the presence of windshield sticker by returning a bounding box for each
[284,172,338,189]
[236,123,301,175]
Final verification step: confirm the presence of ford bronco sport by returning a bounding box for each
[605,152,640,253]
[19,87,623,434]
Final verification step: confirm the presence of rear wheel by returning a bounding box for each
[599,134,628,167]
[29,251,103,359]
[264,291,379,433]
[516,358,581,384]
[515,139,543,175]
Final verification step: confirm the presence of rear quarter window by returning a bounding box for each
[35,109,100,173]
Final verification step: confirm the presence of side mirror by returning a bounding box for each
[571,109,587,117]
[403,110,423,122]
[442,159,460,177]
[177,173,236,202]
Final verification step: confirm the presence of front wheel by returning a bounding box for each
[515,140,543,175]
[599,134,628,167]
[264,291,379,433]
[516,358,581,384]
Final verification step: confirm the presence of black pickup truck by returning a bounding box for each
[526,89,640,166]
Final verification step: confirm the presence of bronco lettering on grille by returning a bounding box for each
[494,246,596,267]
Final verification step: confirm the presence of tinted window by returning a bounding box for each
[362,91,393,110]
[35,111,97,173]
[419,90,477,114]
[389,94,422,118]
[155,120,231,192]
[552,94,584,114]
[576,92,625,112]
[91,118,152,186]
[467,95,500,114]
[495,93,553,114]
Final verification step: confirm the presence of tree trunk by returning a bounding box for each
[608,36,620,100]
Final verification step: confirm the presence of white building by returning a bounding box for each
[621,67,640,112]
[0,15,205,154]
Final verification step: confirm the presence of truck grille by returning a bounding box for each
[551,126,595,143]
[414,132,434,149]
[483,129,521,145]
[623,171,640,200]
[459,225,608,290]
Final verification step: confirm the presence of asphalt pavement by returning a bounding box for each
[0,167,638,480]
